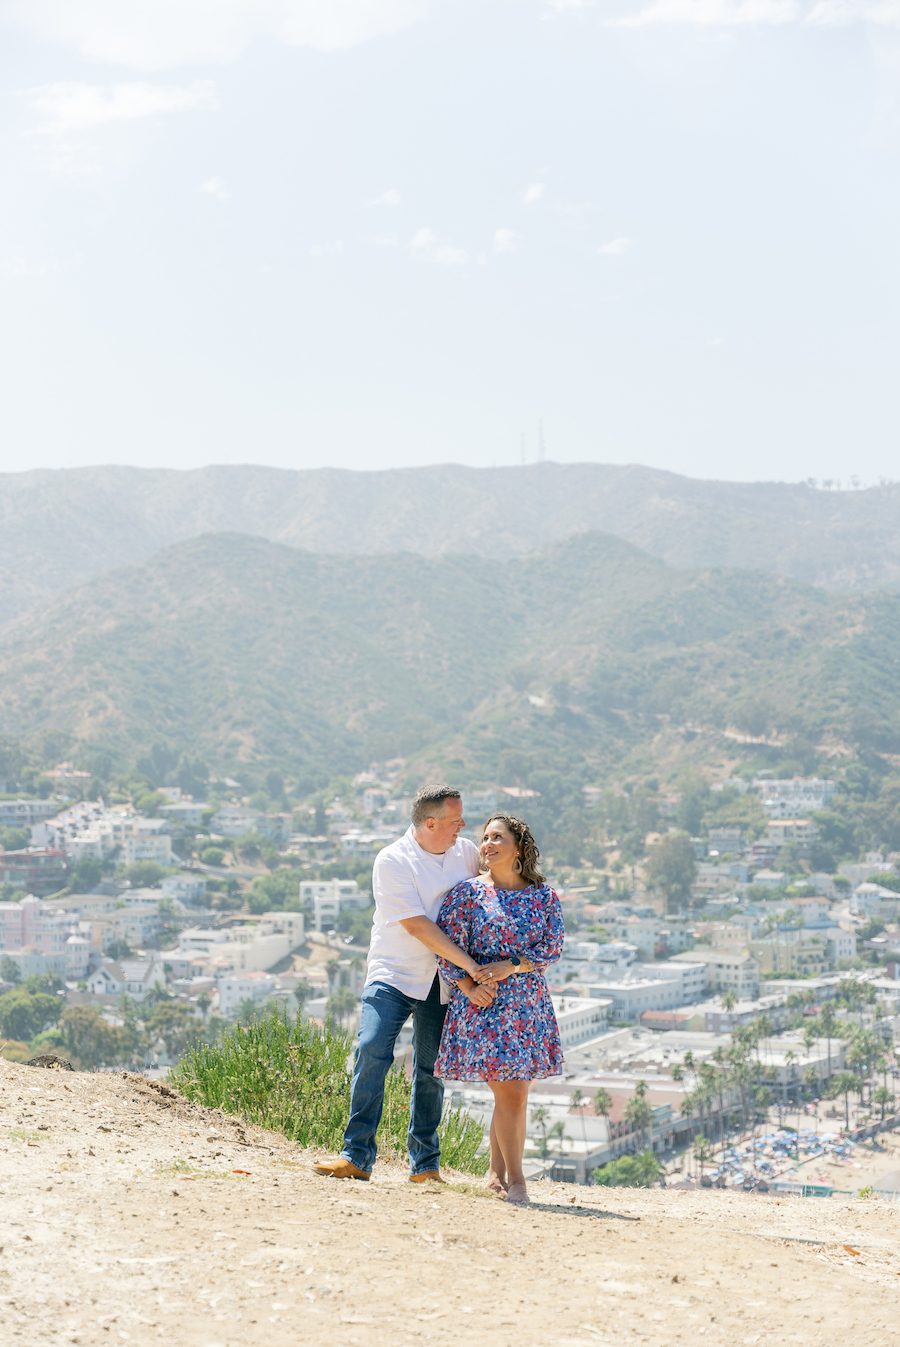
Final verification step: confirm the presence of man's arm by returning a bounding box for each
[399,916,495,1006]
[398,915,480,977]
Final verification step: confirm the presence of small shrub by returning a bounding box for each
[170,1008,486,1174]
[592,1150,662,1188]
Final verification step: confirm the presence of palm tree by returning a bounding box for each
[700,1060,726,1146]
[828,1072,858,1133]
[755,1014,771,1064]
[873,1086,895,1122]
[682,1050,696,1087]
[548,1120,567,1158]
[531,1105,550,1159]
[571,1088,588,1153]
[803,1064,820,1132]
[819,1002,838,1077]
[325,986,357,1029]
[693,1135,713,1183]
[625,1081,653,1154]
[593,1088,612,1128]
[722,990,737,1028]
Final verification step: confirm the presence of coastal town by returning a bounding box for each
[2,763,898,1195]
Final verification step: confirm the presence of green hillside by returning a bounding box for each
[1,530,898,793]
[2,463,900,627]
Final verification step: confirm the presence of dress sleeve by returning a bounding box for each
[525,886,565,972]
[435,881,474,985]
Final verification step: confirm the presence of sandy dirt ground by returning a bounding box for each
[2,1058,898,1347]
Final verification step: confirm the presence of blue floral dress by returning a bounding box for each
[433,876,565,1082]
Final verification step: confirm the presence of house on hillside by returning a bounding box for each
[87,954,166,1001]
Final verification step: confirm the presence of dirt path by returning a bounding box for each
[2,1059,898,1347]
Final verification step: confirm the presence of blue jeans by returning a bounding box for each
[342,975,447,1175]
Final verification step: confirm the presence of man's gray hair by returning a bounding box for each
[411,784,462,828]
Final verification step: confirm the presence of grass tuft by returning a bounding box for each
[170,1008,486,1175]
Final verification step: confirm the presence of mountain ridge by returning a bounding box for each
[1,529,897,789]
[3,462,900,628]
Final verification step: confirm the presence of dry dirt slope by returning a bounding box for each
[1,1059,898,1347]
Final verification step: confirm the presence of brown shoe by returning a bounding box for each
[313,1156,370,1181]
[409,1170,445,1184]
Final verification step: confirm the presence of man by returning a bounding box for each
[314,784,494,1182]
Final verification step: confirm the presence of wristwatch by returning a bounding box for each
[509,955,522,971]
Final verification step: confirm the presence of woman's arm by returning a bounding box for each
[432,883,478,984]
[472,887,565,982]
[525,887,565,972]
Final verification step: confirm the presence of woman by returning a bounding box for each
[433,814,564,1206]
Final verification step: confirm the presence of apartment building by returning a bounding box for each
[676,949,760,1000]
[298,879,370,933]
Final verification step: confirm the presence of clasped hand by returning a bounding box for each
[471,960,515,985]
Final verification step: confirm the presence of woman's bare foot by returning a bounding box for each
[485,1170,508,1196]
[506,1181,530,1206]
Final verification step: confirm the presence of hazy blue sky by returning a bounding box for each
[2,0,900,483]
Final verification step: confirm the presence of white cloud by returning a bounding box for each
[522,182,545,206]
[410,227,468,267]
[0,256,59,282]
[201,176,230,201]
[806,0,900,24]
[613,1,800,26]
[309,240,344,257]
[367,188,402,206]
[597,236,634,255]
[606,0,900,25]
[804,0,856,19]
[6,0,432,70]
[545,0,595,12]
[25,80,218,133]
[493,227,518,253]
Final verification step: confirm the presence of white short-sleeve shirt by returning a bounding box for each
[365,826,480,999]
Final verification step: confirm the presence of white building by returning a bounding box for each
[649,959,708,1003]
[158,801,210,831]
[208,806,263,838]
[676,949,760,1000]
[33,803,173,865]
[0,799,59,829]
[174,911,305,977]
[217,970,279,1018]
[299,879,370,933]
[549,940,637,988]
[121,828,173,866]
[551,995,612,1046]
[582,977,689,1022]
[851,883,900,920]
[337,830,395,858]
[605,916,663,960]
[754,777,835,817]
[160,873,208,904]
[87,954,167,1001]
